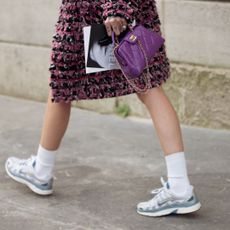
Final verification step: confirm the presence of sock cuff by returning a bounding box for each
[165,152,185,161]
[38,144,58,154]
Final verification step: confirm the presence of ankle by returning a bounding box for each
[168,176,192,197]
[34,144,57,181]
[165,151,192,197]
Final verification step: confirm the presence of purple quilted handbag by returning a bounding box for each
[112,24,165,93]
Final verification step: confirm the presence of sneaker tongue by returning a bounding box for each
[32,160,36,168]
[160,177,171,190]
[166,182,170,189]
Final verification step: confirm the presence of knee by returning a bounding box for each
[136,86,163,105]
[136,88,155,104]
[58,100,72,107]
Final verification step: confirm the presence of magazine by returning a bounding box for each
[83,23,120,74]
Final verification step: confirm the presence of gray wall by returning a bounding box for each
[0,0,59,101]
[0,0,229,129]
[159,0,230,68]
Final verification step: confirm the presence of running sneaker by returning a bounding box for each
[137,177,201,217]
[5,155,53,195]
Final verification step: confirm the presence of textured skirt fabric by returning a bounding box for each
[49,0,171,103]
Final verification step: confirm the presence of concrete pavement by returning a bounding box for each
[0,95,230,230]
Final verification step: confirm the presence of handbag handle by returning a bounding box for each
[112,29,152,93]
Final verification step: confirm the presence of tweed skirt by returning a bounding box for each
[49,0,171,103]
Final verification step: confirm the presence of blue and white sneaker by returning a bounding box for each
[137,177,201,217]
[5,155,53,195]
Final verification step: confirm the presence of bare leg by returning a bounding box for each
[5,90,72,194]
[39,90,72,151]
[136,86,202,216]
[136,86,184,156]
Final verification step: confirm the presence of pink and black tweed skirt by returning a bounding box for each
[49,0,171,103]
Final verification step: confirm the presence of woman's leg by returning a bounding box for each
[40,90,72,151]
[34,90,72,182]
[5,89,72,194]
[136,86,184,155]
[136,86,191,196]
[136,86,201,217]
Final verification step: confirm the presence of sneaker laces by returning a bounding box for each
[144,177,174,209]
[150,177,168,194]
[14,155,36,173]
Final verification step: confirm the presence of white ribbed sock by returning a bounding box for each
[34,144,57,181]
[165,152,192,198]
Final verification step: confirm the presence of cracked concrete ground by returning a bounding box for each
[0,95,230,230]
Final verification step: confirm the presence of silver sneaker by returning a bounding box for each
[5,155,53,195]
[137,177,201,217]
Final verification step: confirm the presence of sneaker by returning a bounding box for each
[5,155,53,195]
[137,177,201,217]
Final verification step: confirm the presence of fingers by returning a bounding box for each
[104,16,128,36]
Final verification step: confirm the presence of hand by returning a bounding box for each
[104,16,128,37]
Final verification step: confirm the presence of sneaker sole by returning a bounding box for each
[137,202,201,217]
[5,161,53,196]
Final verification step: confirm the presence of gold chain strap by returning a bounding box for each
[113,27,152,94]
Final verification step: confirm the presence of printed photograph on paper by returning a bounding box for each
[83,23,119,74]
